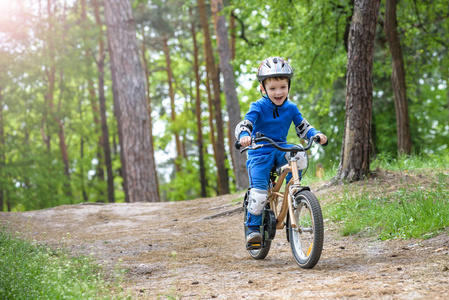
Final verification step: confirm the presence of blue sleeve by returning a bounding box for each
[245,102,260,124]
[238,102,260,140]
[306,128,320,139]
[292,105,304,126]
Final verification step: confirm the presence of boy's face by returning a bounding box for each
[260,78,289,106]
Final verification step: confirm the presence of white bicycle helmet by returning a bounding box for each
[257,56,294,83]
[257,57,294,115]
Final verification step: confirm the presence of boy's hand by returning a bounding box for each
[316,133,328,145]
[239,136,252,147]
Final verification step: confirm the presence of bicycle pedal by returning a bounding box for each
[246,243,262,250]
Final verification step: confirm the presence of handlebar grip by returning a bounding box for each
[313,135,329,147]
[235,141,242,150]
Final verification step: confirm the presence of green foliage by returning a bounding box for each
[0,1,123,210]
[0,228,127,299]
[1,0,448,208]
[159,151,219,201]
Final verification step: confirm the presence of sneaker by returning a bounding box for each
[246,231,262,244]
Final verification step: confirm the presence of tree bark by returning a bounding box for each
[93,0,115,203]
[204,63,219,195]
[384,0,412,155]
[79,104,89,202]
[198,0,230,195]
[81,0,106,196]
[56,70,72,200]
[104,0,159,202]
[46,0,72,198]
[40,1,52,152]
[211,0,249,191]
[162,35,183,173]
[88,79,106,186]
[190,7,207,198]
[0,85,4,211]
[229,9,236,60]
[80,0,103,200]
[109,61,129,201]
[141,26,160,199]
[335,0,380,182]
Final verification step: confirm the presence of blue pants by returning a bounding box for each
[246,149,292,232]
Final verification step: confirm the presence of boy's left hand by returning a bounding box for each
[316,133,328,145]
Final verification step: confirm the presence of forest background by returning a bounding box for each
[0,0,448,211]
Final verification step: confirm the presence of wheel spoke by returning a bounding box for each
[300,227,313,233]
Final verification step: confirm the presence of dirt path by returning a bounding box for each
[2,180,449,299]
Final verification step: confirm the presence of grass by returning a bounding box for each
[371,151,449,171]
[235,152,449,241]
[0,228,128,300]
[324,153,449,240]
[258,152,449,241]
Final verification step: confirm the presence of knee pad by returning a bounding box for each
[247,188,268,215]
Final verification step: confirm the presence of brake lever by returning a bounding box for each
[239,141,263,153]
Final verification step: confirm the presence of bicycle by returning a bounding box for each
[236,133,326,269]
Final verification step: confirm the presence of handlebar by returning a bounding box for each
[235,133,327,153]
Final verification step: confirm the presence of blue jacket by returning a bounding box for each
[239,96,319,156]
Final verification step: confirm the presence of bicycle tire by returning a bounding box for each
[289,190,324,269]
[243,195,272,260]
[248,240,272,259]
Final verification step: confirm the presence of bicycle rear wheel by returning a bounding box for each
[289,190,324,269]
[243,194,272,260]
[247,240,272,259]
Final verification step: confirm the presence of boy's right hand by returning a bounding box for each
[239,136,252,148]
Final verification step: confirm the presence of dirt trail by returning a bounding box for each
[2,174,449,299]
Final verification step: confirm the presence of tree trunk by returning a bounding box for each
[384,0,412,155]
[94,0,115,203]
[198,0,230,195]
[190,7,207,198]
[88,79,106,188]
[204,63,217,169]
[229,9,236,60]
[104,0,159,202]
[110,63,129,201]
[335,0,380,182]
[40,0,52,152]
[194,4,217,192]
[162,35,183,173]
[141,26,160,199]
[211,0,249,191]
[56,70,72,200]
[46,0,72,198]
[79,116,89,202]
[0,85,4,211]
[81,0,107,198]
[205,64,219,194]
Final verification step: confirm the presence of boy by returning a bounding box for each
[235,56,328,244]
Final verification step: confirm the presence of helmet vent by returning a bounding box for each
[256,56,293,82]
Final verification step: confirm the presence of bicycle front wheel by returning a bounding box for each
[289,190,324,269]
